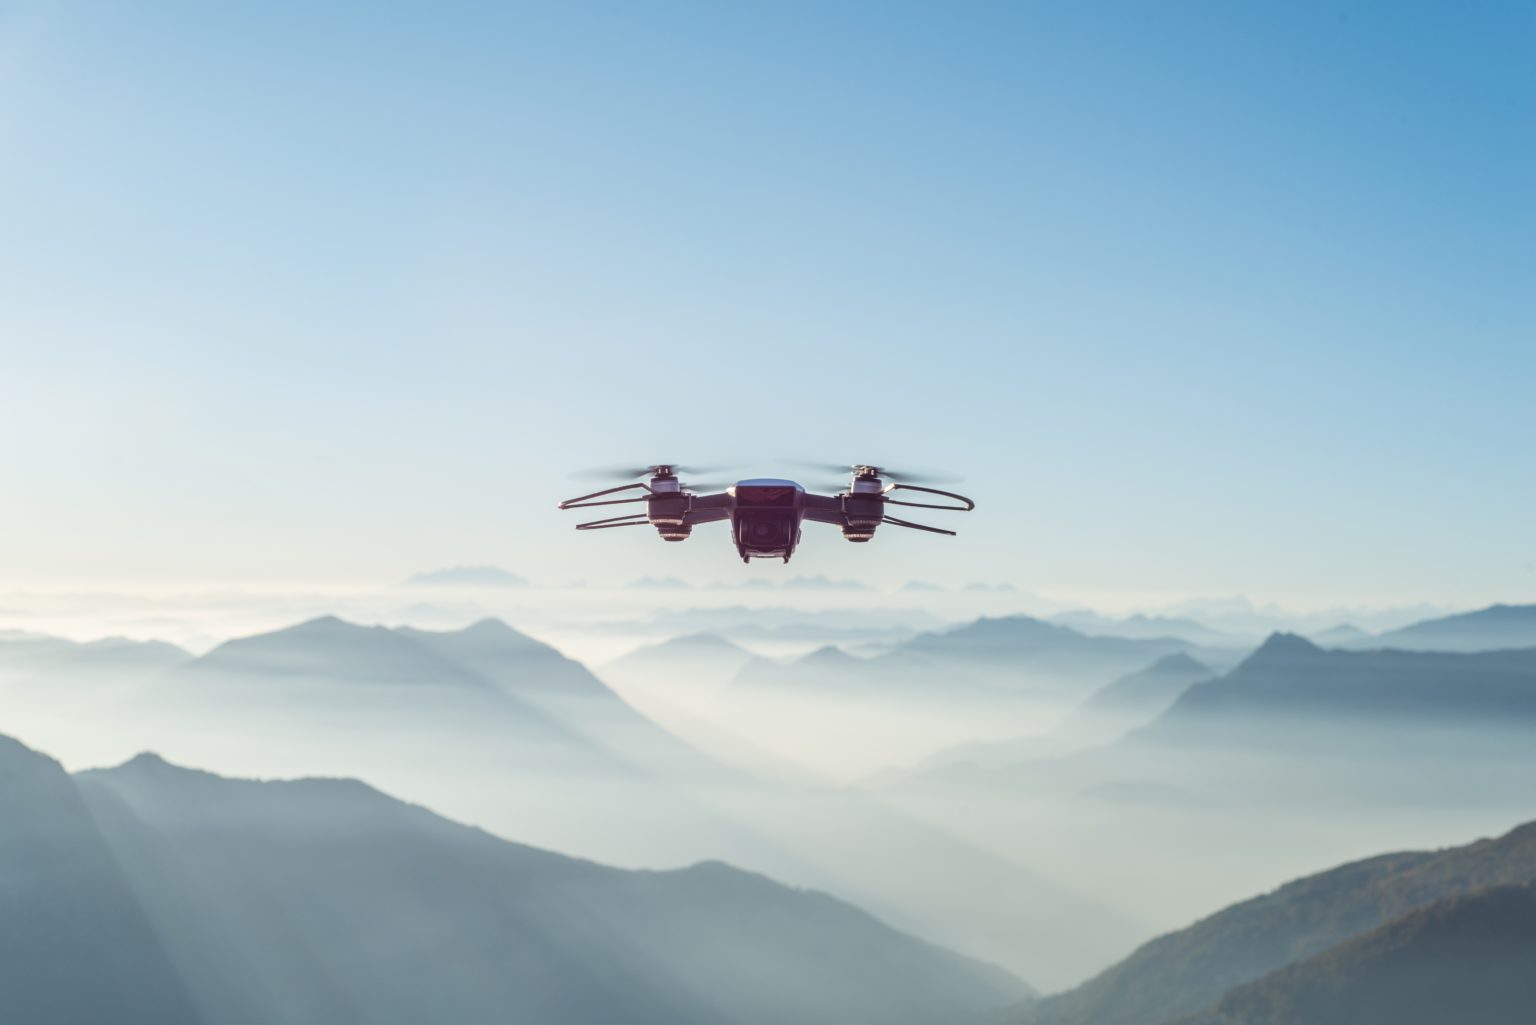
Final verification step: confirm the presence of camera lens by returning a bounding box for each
[751,521,779,541]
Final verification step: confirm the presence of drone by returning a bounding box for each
[558,463,975,563]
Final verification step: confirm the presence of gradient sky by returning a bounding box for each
[1,1,1532,606]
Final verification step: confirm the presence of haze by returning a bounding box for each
[3,3,1535,1024]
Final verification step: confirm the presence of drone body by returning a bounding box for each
[558,465,974,563]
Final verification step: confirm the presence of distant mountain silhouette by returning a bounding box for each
[1143,632,1536,745]
[897,653,1215,777]
[1060,652,1214,740]
[1304,622,1370,647]
[1361,603,1536,652]
[601,633,758,695]
[0,736,201,1025]
[398,620,711,771]
[398,618,613,699]
[727,645,945,699]
[191,616,492,688]
[895,616,1198,702]
[1184,885,1536,1025]
[1049,611,1239,647]
[70,749,1030,1025]
[402,565,528,587]
[1017,818,1536,1025]
[894,630,1536,841]
[177,617,713,777]
[0,631,190,683]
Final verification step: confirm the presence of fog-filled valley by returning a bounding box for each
[6,579,1536,1022]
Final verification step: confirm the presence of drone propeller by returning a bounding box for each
[571,463,735,482]
[783,460,964,485]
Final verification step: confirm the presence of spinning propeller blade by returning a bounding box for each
[781,460,964,484]
[571,463,735,482]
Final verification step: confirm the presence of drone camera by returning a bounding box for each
[737,514,794,550]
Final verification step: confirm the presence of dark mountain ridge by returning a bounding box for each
[1359,603,1536,653]
[1184,885,1536,1025]
[1142,632,1536,743]
[1017,818,1536,1025]
[0,736,202,1025]
[60,745,1029,1025]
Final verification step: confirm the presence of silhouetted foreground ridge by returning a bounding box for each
[0,732,1028,1025]
[1016,818,1536,1025]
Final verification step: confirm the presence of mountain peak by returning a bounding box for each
[95,751,224,786]
[397,619,549,656]
[799,645,859,666]
[457,618,527,640]
[1147,651,1210,675]
[288,615,369,635]
[1249,632,1324,661]
[119,751,173,770]
[221,615,387,646]
[109,752,209,779]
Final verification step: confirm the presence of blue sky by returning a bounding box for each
[1,1,1532,605]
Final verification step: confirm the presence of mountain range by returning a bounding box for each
[0,630,190,684]
[1139,632,1536,749]
[0,616,1154,985]
[728,644,947,699]
[168,615,712,775]
[907,652,1215,775]
[600,632,759,697]
[891,615,1209,705]
[0,732,1030,1025]
[908,631,1536,801]
[1352,603,1536,653]
[1048,611,1240,647]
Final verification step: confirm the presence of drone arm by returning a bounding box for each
[881,515,957,536]
[881,483,975,511]
[559,482,652,510]
[683,493,734,524]
[800,493,848,525]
